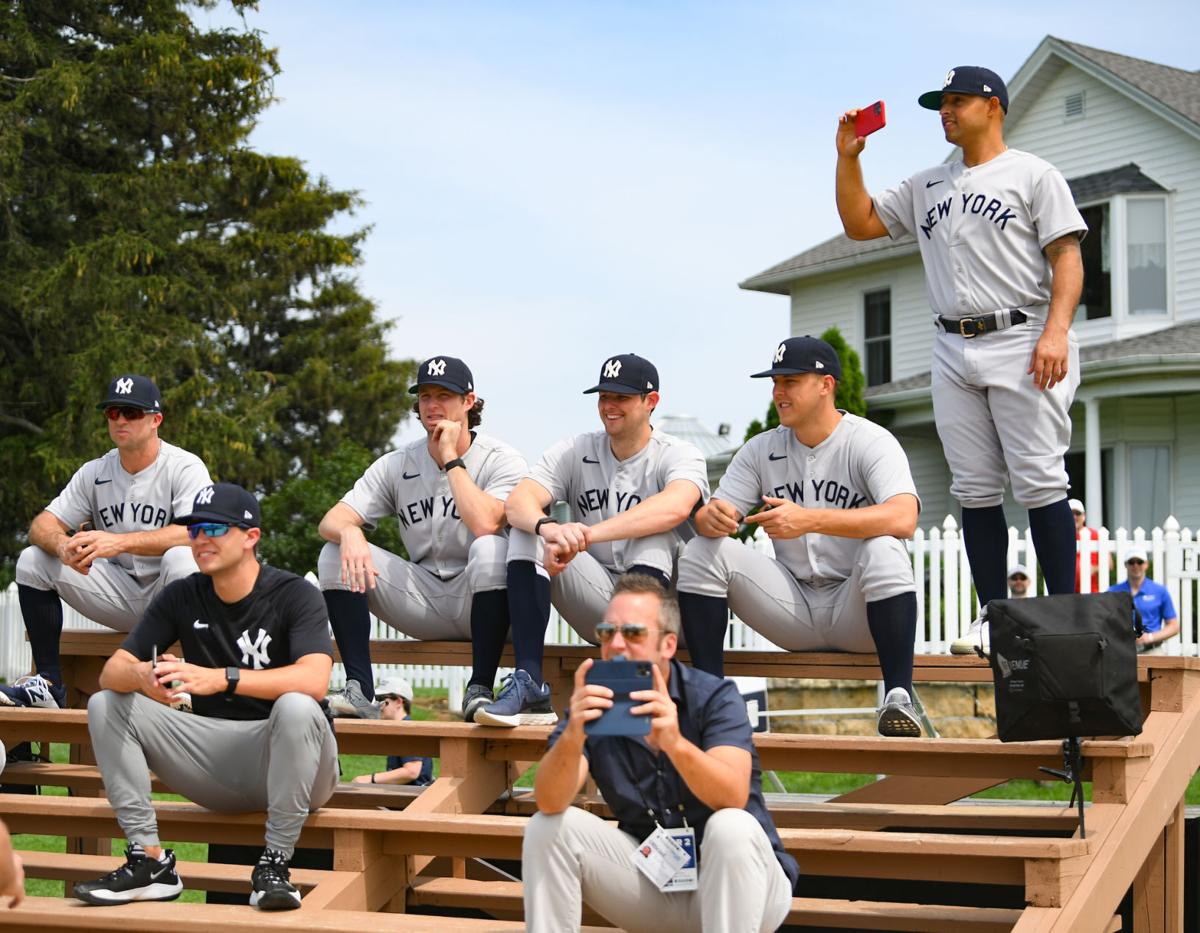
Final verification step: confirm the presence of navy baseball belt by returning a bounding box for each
[938,309,1028,338]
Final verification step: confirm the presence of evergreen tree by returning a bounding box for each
[0,1,413,564]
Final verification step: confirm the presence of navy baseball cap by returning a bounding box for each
[409,356,474,395]
[919,66,1009,113]
[583,353,660,395]
[751,336,842,381]
[96,375,162,413]
[174,483,262,529]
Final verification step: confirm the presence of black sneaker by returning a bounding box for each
[250,848,301,910]
[462,682,494,723]
[73,845,183,906]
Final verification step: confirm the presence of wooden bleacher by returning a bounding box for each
[0,633,1195,930]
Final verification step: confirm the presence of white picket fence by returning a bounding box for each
[3,516,1199,690]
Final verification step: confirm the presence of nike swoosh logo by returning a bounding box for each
[193,620,209,630]
[94,478,113,485]
[149,864,173,881]
[768,453,787,461]
[582,456,599,464]
[926,179,944,188]
[402,472,420,480]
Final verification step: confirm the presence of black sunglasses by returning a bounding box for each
[595,622,660,645]
[105,406,150,421]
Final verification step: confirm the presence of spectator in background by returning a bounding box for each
[1109,547,1178,654]
[1007,565,1031,598]
[351,676,434,787]
[1070,499,1101,594]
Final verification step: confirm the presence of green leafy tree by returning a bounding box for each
[0,1,413,566]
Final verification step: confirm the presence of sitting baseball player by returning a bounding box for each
[349,675,434,787]
[522,574,797,933]
[73,483,338,910]
[317,356,525,721]
[6,375,211,709]
[475,354,708,727]
[677,337,923,737]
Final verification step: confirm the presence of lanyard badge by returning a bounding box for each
[630,823,691,890]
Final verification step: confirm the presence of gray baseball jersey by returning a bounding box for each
[340,433,526,578]
[872,148,1086,318]
[712,415,918,582]
[527,429,709,571]
[45,441,212,579]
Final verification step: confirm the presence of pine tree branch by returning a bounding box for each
[0,412,44,435]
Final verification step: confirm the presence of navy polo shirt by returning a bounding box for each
[546,659,799,891]
[1108,579,1177,634]
[385,715,434,786]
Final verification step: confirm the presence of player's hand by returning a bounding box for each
[836,110,867,158]
[138,656,176,704]
[544,543,574,577]
[352,773,374,785]
[542,521,590,558]
[338,526,379,592]
[695,499,741,538]
[0,851,24,908]
[744,496,811,539]
[631,663,682,754]
[1028,327,1070,390]
[66,530,125,571]
[154,659,226,698]
[564,658,613,741]
[431,420,463,465]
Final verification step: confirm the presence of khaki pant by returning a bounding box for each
[522,806,792,933]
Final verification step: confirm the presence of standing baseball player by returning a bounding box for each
[317,356,526,721]
[835,66,1087,653]
[677,337,923,736]
[6,375,211,708]
[475,353,708,728]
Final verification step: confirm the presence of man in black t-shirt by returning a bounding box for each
[74,483,338,912]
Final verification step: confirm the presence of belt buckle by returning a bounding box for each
[958,317,984,338]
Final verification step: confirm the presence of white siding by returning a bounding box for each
[893,428,953,520]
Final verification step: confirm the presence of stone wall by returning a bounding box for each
[766,679,997,738]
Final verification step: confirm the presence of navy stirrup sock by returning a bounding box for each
[1028,499,1076,595]
[678,592,728,677]
[507,560,551,685]
[625,565,670,589]
[323,589,375,699]
[960,505,1010,609]
[468,589,510,689]
[867,592,918,695]
[18,584,65,686]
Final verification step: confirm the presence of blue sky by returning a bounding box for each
[203,1,1200,462]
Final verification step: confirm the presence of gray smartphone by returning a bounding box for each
[585,659,653,737]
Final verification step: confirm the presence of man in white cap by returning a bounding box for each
[1007,565,1031,598]
[351,676,433,787]
[1069,498,1101,593]
[1108,548,1178,654]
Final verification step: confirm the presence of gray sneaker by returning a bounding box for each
[327,679,380,720]
[877,687,922,738]
[463,683,494,723]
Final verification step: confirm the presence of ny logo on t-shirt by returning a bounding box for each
[237,629,273,669]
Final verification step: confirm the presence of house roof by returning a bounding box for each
[1067,163,1167,203]
[863,320,1200,403]
[741,37,1198,295]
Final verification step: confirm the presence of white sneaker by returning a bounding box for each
[876,687,922,738]
[949,617,990,656]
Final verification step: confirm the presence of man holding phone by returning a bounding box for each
[523,574,796,933]
[835,66,1087,655]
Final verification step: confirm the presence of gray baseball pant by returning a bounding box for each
[16,546,199,631]
[507,528,681,643]
[523,806,791,933]
[677,535,915,652]
[317,534,508,640]
[87,690,339,859]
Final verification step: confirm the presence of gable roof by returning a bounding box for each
[1067,163,1167,203]
[741,37,1198,295]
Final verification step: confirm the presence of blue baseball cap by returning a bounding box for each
[97,375,162,413]
[583,353,660,395]
[919,66,1009,113]
[751,336,842,381]
[409,356,474,395]
[174,483,262,529]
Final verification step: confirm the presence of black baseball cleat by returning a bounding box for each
[250,848,301,910]
[877,687,923,738]
[72,845,183,905]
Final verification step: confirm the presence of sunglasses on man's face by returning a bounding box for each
[186,522,247,540]
[105,406,149,422]
[1127,559,1146,566]
[1009,574,1029,582]
[594,622,658,645]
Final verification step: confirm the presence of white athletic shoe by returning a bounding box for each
[949,616,990,656]
[876,687,922,738]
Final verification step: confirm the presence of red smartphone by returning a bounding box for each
[854,100,886,137]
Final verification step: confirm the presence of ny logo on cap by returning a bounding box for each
[943,69,955,88]
[196,486,215,505]
[603,359,622,379]
[774,343,786,364]
[115,377,134,395]
[427,359,447,377]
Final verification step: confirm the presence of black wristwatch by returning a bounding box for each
[444,457,467,473]
[534,516,558,535]
[224,666,240,696]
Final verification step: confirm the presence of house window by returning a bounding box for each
[1127,199,1167,315]
[863,289,891,386]
[1128,444,1170,531]
[1078,203,1110,319]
